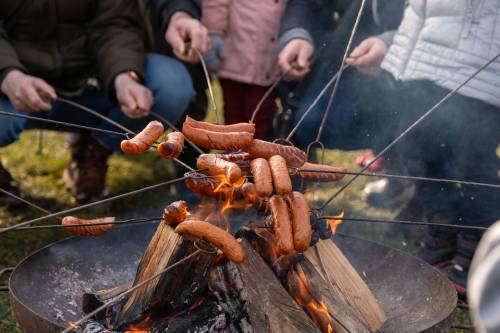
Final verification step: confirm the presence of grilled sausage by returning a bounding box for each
[175,220,246,263]
[185,116,255,134]
[62,216,115,237]
[182,122,254,150]
[269,155,292,195]
[163,200,189,225]
[185,172,224,198]
[157,131,185,158]
[250,158,273,197]
[214,151,251,162]
[120,121,164,154]
[240,183,270,213]
[197,154,242,183]
[294,162,346,182]
[248,139,307,167]
[286,192,312,252]
[269,195,294,255]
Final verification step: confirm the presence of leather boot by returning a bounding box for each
[0,161,21,207]
[63,133,111,204]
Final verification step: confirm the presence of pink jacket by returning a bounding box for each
[202,0,287,87]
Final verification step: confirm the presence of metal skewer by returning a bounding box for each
[319,52,500,211]
[250,73,284,123]
[16,217,162,231]
[191,47,220,124]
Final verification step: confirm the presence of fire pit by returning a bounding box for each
[9,223,456,333]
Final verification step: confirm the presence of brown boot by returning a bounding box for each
[0,161,21,207]
[63,133,111,204]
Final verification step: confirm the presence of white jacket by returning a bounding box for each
[381,0,500,108]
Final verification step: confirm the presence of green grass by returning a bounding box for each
[0,82,474,332]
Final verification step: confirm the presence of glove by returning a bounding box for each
[204,33,224,74]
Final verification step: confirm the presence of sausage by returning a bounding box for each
[157,131,185,159]
[163,200,189,226]
[185,116,255,134]
[240,183,270,213]
[62,216,115,237]
[182,122,254,150]
[120,121,164,155]
[269,195,294,255]
[250,158,273,197]
[185,172,231,198]
[268,155,292,195]
[248,139,307,167]
[214,151,251,162]
[294,162,346,182]
[175,220,246,263]
[286,192,312,252]
[197,154,242,184]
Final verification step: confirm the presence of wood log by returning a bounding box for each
[112,222,215,328]
[304,239,387,332]
[221,239,320,333]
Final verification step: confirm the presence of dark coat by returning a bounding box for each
[151,0,201,36]
[0,0,146,92]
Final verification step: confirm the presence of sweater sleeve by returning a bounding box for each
[201,0,230,35]
[153,0,202,36]
[88,0,146,95]
[0,24,27,86]
[279,0,326,48]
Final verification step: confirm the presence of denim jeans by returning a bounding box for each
[295,69,500,243]
[0,53,195,153]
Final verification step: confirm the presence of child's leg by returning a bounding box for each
[242,84,277,139]
[219,78,247,125]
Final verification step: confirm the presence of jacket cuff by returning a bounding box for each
[278,28,314,52]
[0,66,26,90]
[160,1,202,35]
[377,30,397,46]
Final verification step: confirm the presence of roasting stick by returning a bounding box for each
[191,47,220,124]
[319,52,500,211]
[149,111,204,154]
[16,217,162,231]
[293,168,500,190]
[315,0,368,145]
[59,249,204,333]
[0,110,126,137]
[0,176,189,235]
[56,97,195,171]
[0,187,57,217]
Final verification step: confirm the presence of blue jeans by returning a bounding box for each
[0,53,195,153]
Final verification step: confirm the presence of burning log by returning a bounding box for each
[112,222,215,329]
[211,239,320,333]
[303,239,387,332]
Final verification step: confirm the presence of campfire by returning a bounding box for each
[64,117,388,333]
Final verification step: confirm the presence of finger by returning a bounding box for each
[32,79,57,101]
[15,98,35,113]
[120,91,138,115]
[121,106,142,119]
[288,67,310,80]
[166,29,187,56]
[349,39,373,59]
[24,86,51,111]
[132,87,153,112]
[296,46,311,69]
[353,51,377,68]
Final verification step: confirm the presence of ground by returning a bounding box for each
[0,85,473,332]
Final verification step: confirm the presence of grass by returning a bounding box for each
[0,82,474,332]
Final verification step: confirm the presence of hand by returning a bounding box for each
[278,39,314,80]
[346,37,388,76]
[1,70,57,113]
[114,73,153,119]
[165,12,210,63]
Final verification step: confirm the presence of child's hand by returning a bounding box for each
[278,39,314,80]
[346,37,388,76]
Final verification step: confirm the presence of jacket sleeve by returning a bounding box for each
[202,0,230,35]
[88,0,146,95]
[0,24,27,86]
[278,0,327,49]
[152,0,202,36]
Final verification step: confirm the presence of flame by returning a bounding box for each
[213,175,248,214]
[68,322,79,330]
[292,270,334,333]
[326,211,345,234]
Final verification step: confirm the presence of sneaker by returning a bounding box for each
[63,133,111,204]
[363,177,415,210]
[0,161,22,207]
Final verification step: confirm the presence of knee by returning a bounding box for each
[0,115,26,147]
[146,54,195,123]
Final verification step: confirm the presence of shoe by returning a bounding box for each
[0,161,22,207]
[440,258,469,295]
[63,134,111,204]
[363,177,415,210]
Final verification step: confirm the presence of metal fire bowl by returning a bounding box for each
[8,223,456,333]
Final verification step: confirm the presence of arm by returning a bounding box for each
[89,0,153,118]
[0,25,26,87]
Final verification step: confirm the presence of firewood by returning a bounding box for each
[112,222,215,328]
[304,239,387,332]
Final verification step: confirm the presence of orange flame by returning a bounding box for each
[326,211,345,234]
[292,270,334,333]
